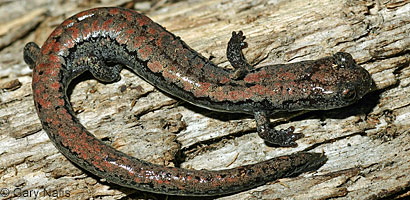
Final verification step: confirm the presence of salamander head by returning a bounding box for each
[304,52,373,110]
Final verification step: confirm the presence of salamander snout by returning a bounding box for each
[334,53,373,106]
[310,52,373,110]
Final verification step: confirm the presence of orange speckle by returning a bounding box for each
[147,61,163,73]
[136,15,151,26]
[102,18,114,32]
[138,45,152,60]
[68,26,80,41]
[219,76,230,84]
[50,81,60,90]
[109,8,119,15]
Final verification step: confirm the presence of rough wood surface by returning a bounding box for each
[0,0,409,199]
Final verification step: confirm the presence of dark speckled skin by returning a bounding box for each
[23,7,372,196]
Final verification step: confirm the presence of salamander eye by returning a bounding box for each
[342,88,357,101]
[334,52,355,68]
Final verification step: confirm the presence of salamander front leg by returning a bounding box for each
[23,42,40,69]
[254,111,303,147]
[227,31,253,79]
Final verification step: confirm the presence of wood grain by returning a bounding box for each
[0,0,408,199]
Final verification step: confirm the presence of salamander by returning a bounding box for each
[23,7,372,196]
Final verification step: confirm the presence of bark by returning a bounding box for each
[0,0,408,199]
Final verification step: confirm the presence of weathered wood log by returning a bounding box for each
[0,0,408,199]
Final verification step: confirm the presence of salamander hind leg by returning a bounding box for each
[86,56,123,83]
[254,111,304,147]
[227,31,253,79]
